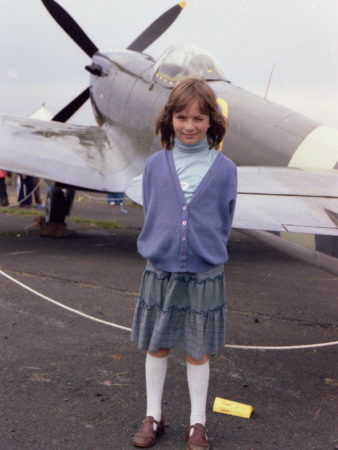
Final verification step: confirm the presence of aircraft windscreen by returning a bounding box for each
[154,44,227,86]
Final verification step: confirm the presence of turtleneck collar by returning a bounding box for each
[174,137,210,153]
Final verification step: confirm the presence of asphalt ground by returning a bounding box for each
[0,186,337,450]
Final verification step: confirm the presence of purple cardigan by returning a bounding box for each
[137,149,237,273]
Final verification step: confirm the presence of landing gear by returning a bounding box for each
[41,186,75,237]
[45,186,75,223]
[46,187,65,223]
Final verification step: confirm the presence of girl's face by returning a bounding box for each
[172,100,210,146]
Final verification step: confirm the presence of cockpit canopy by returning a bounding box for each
[154,43,227,86]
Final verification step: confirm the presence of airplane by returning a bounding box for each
[0,0,337,275]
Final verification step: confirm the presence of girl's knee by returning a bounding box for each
[186,353,209,365]
[148,349,170,358]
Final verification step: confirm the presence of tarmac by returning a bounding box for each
[0,186,337,450]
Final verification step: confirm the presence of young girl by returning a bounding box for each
[131,77,237,449]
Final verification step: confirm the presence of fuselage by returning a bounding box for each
[87,44,338,176]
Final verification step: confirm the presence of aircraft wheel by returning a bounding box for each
[45,187,67,223]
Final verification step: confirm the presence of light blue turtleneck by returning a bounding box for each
[172,137,219,203]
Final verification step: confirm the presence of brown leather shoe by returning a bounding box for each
[185,423,209,449]
[132,416,165,448]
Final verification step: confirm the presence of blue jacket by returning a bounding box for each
[137,149,237,273]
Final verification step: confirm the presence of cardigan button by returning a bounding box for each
[182,220,187,226]
[183,205,187,210]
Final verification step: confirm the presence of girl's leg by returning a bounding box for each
[186,354,210,429]
[146,349,169,424]
[132,349,169,447]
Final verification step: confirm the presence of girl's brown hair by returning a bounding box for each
[155,77,228,150]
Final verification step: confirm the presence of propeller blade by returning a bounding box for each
[52,87,90,122]
[41,0,98,58]
[127,1,186,53]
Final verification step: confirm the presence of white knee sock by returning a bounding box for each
[145,352,168,424]
[187,360,210,429]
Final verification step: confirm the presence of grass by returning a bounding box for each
[68,216,122,229]
[0,206,44,217]
[0,207,122,230]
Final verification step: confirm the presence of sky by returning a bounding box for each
[1,0,337,128]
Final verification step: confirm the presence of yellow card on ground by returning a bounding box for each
[213,397,254,419]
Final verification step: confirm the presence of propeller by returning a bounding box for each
[52,87,90,122]
[127,1,186,52]
[41,0,98,58]
[42,0,186,122]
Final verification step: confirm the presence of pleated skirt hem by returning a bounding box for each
[131,262,226,361]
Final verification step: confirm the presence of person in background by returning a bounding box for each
[33,177,44,207]
[18,174,34,207]
[0,170,9,206]
[107,192,125,206]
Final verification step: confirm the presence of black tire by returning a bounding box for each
[45,187,67,223]
[64,188,76,216]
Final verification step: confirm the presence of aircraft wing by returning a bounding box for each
[235,167,338,236]
[126,167,338,236]
[2,114,337,236]
[0,114,143,192]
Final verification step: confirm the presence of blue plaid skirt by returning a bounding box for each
[131,261,226,361]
